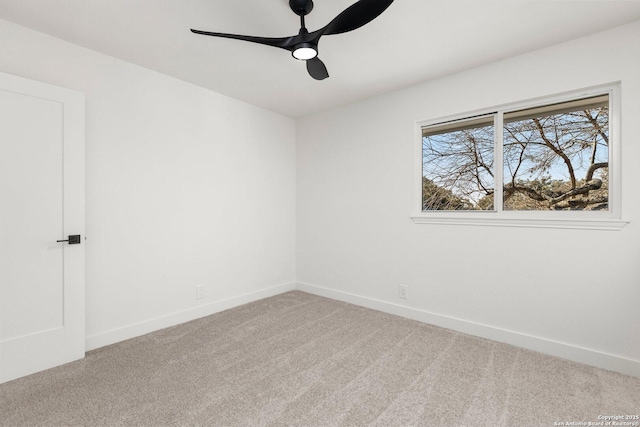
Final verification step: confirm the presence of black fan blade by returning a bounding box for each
[321,0,393,36]
[307,57,329,80]
[190,29,296,50]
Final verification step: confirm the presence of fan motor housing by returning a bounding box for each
[290,0,314,16]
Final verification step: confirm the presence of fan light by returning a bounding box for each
[292,45,317,60]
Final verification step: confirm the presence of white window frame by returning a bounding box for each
[411,83,628,230]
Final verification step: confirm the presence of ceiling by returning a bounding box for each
[1,0,640,118]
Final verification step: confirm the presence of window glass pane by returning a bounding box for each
[502,96,609,211]
[422,117,494,211]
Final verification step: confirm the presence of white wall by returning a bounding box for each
[0,19,297,349]
[297,21,640,376]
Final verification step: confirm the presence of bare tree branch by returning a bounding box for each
[586,162,608,181]
[533,118,577,188]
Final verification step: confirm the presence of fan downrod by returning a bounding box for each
[289,0,313,16]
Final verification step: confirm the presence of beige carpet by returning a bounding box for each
[1,291,638,426]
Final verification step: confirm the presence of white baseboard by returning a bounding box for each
[85,282,297,351]
[297,281,640,378]
[84,280,639,378]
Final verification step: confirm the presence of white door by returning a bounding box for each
[0,72,85,384]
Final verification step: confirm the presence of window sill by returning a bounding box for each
[410,215,629,230]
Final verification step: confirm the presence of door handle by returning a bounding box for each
[57,235,81,244]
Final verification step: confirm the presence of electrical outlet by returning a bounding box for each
[196,285,205,300]
[399,284,408,300]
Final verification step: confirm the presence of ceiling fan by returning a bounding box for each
[191,0,394,80]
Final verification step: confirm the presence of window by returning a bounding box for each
[413,85,626,230]
[422,115,495,211]
[503,96,609,212]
